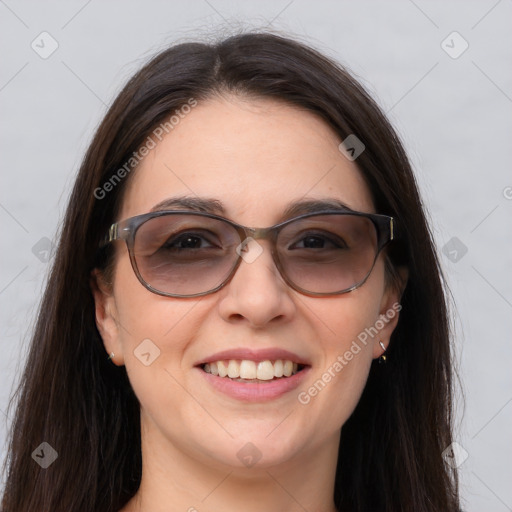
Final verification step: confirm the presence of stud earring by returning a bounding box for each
[107,352,115,362]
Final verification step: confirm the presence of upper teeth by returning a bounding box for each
[203,360,300,380]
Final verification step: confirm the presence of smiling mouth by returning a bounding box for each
[201,359,307,383]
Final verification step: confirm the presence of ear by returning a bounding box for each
[372,266,408,359]
[90,269,125,366]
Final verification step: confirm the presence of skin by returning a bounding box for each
[92,95,404,512]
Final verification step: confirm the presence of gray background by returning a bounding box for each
[1,1,511,510]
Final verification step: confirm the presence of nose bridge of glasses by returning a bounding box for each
[233,226,279,265]
[233,224,276,243]
[248,226,274,241]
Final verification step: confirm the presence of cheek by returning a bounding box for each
[295,320,374,441]
[111,262,209,443]
[296,264,385,431]
[113,253,204,341]
[111,255,199,398]
[308,259,385,357]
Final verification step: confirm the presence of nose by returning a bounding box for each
[217,238,297,328]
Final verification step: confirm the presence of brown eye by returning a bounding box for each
[289,232,346,250]
[162,232,217,250]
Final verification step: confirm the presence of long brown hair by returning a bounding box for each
[1,31,459,512]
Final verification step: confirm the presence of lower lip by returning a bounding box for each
[198,366,311,402]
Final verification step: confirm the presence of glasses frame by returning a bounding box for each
[100,209,395,298]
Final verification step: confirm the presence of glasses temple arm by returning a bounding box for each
[98,223,119,248]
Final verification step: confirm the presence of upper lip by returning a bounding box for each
[195,348,311,366]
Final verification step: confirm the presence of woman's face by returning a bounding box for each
[93,95,401,472]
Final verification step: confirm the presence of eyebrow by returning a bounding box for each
[281,198,355,218]
[150,196,226,215]
[149,196,356,221]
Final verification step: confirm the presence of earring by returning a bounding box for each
[378,341,387,363]
[107,352,115,362]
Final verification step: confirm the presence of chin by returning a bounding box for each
[201,429,307,471]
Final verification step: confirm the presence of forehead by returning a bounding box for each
[119,95,374,224]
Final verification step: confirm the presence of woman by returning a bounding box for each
[1,31,460,511]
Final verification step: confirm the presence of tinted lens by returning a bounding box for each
[276,214,379,294]
[130,213,382,297]
[133,214,240,296]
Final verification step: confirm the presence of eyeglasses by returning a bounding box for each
[100,209,394,298]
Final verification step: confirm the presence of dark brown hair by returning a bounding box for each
[1,31,459,511]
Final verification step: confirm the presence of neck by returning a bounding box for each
[121,415,340,512]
